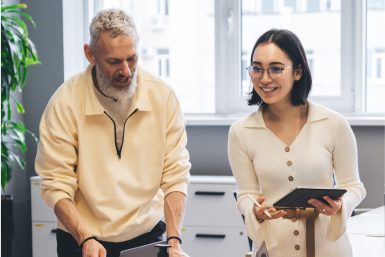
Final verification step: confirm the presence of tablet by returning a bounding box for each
[120,240,166,257]
[273,187,347,208]
[255,241,269,257]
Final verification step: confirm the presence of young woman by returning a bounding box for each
[228,29,366,257]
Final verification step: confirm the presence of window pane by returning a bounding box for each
[99,0,215,114]
[241,0,341,98]
[366,0,385,113]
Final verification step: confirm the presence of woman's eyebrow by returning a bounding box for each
[252,61,285,65]
[269,62,285,65]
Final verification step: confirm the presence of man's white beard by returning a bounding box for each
[95,65,138,101]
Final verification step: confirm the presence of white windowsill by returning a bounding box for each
[185,115,385,126]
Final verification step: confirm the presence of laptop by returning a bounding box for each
[255,241,269,257]
[120,240,167,257]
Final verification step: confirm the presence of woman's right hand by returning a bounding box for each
[252,196,287,220]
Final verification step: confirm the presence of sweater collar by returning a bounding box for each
[244,100,329,128]
[85,64,152,115]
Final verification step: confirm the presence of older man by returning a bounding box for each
[35,9,190,257]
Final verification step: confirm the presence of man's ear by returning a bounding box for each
[295,64,303,81]
[84,44,96,64]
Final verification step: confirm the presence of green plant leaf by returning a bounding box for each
[6,10,35,28]
[21,66,27,88]
[1,154,12,190]
[9,134,26,153]
[26,38,38,61]
[8,16,28,38]
[1,4,27,12]
[9,152,26,169]
[7,100,11,120]
[23,57,40,66]
[11,97,25,113]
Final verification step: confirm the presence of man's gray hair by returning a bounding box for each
[89,8,137,49]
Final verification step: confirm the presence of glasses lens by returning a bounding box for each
[249,66,262,79]
[267,67,282,79]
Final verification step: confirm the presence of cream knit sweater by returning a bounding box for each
[228,100,366,257]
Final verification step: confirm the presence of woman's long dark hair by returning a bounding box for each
[248,29,312,106]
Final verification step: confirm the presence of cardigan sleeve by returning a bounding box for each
[228,124,278,250]
[327,116,366,242]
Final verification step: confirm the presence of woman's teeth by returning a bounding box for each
[261,87,277,92]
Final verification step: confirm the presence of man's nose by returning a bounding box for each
[260,70,272,84]
[119,61,131,77]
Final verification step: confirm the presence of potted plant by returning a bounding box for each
[1,2,39,256]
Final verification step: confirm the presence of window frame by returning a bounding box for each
[62,0,385,120]
[219,0,368,115]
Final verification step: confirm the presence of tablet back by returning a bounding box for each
[255,241,269,257]
[273,188,347,208]
[119,240,166,257]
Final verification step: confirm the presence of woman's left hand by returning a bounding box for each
[308,195,344,216]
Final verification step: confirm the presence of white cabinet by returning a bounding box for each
[31,176,57,257]
[182,176,250,257]
[30,175,249,257]
[32,222,57,257]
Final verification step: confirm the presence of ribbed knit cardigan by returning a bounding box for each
[228,100,366,257]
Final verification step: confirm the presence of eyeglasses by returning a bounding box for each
[246,65,291,80]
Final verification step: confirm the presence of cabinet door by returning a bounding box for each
[181,226,250,257]
[184,183,244,227]
[32,222,57,257]
[31,181,56,222]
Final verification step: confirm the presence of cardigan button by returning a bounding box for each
[295,245,300,250]
[285,146,290,152]
[287,161,292,166]
[288,176,294,182]
[292,217,297,222]
[294,230,299,236]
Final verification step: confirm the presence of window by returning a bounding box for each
[63,0,384,116]
[366,0,385,113]
[90,0,215,114]
[240,0,351,112]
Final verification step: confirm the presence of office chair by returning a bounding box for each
[233,190,253,252]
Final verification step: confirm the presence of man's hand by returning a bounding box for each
[168,240,189,257]
[82,239,106,257]
[308,195,344,216]
[54,198,106,256]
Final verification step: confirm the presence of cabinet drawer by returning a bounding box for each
[32,222,57,257]
[31,180,56,222]
[184,183,244,227]
[181,226,249,257]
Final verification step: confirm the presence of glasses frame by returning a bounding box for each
[246,65,292,80]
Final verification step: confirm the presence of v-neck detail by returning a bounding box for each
[264,123,308,149]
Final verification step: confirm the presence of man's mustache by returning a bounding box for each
[113,74,133,80]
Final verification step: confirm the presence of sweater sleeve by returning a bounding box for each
[327,116,366,242]
[35,103,79,209]
[160,91,191,197]
[228,124,278,250]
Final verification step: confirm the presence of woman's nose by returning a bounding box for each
[260,70,272,83]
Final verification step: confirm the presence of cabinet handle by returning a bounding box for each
[195,191,225,196]
[51,229,57,233]
[195,234,226,239]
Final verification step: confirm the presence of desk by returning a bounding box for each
[347,206,385,257]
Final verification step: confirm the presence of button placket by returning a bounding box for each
[285,146,294,183]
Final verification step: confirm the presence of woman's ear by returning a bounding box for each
[295,64,303,81]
